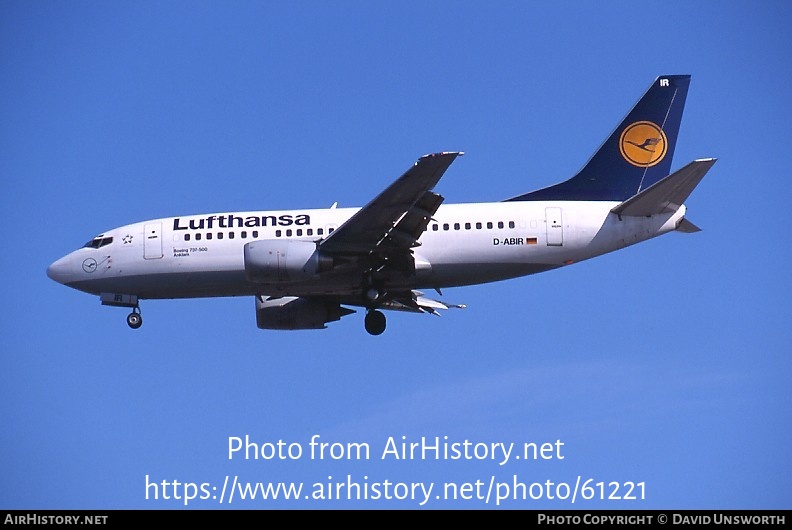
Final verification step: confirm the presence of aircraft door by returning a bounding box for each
[144,222,164,259]
[545,207,563,246]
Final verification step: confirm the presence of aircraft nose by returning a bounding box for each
[47,256,71,284]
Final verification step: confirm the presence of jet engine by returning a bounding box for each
[255,296,354,330]
[244,240,332,283]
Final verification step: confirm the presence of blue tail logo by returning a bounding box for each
[619,121,668,167]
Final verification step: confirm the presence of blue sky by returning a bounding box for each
[2,1,790,509]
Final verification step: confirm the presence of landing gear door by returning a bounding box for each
[144,222,163,259]
[545,207,563,246]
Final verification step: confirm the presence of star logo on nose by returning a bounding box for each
[123,235,133,244]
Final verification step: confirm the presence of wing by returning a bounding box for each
[319,152,462,262]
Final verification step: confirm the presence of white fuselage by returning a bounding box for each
[47,200,685,302]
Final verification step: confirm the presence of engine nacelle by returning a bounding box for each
[244,240,332,283]
[255,296,353,330]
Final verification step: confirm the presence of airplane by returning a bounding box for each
[47,75,715,336]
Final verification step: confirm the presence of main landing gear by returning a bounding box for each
[364,309,386,336]
[362,281,387,335]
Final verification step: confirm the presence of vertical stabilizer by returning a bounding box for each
[507,75,691,202]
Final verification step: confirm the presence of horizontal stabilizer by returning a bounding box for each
[676,218,701,233]
[611,158,716,217]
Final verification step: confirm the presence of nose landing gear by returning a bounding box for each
[126,307,143,329]
[100,293,143,330]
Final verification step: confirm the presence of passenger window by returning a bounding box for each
[498,221,504,229]
[476,222,482,229]
[464,222,471,230]
[286,229,293,237]
[487,222,493,229]
[195,233,202,241]
[185,234,191,242]
[241,231,247,238]
[276,230,282,237]
[217,232,223,239]
[509,221,515,229]
[443,223,450,231]
[454,223,460,230]
[229,232,235,239]
[252,231,259,238]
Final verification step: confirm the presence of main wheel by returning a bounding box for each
[364,310,386,335]
[127,312,143,329]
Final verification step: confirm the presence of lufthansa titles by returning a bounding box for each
[173,213,311,231]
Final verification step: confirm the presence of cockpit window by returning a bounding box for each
[83,236,114,249]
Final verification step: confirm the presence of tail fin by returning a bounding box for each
[507,75,691,202]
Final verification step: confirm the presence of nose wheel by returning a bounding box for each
[126,307,143,329]
[364,310,386,335]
